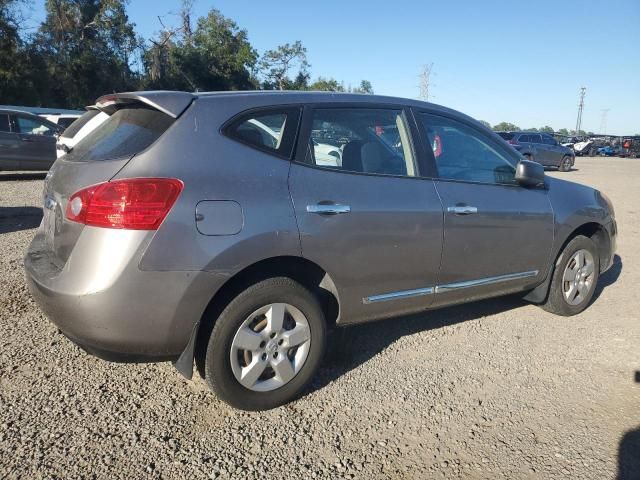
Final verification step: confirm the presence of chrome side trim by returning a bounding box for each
[362,270,539,305]
[363,287,434,304]
[435,270,539,293]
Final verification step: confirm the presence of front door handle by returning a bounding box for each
[307,204,351,215]
[447,205,478,215]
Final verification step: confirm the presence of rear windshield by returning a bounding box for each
[496,132,514,140]
[61,110,102,139]
[65,105,174,162]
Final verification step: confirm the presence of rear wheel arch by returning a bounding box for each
[192,256,340,378]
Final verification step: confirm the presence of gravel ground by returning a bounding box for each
[0,158,638,479]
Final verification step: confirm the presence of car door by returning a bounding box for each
[527,133,552,166]
[12,114,58,170]
[414,111,554,307]
[288,105,444,324]
[0,113,20,170]
[541,134,563,166]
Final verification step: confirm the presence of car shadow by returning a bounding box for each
[0,172,47,181]
[0,206,43,234]
[592,254,623,302]
[310,294,526,394]
[617,371,640,479]
[310,255,623,396]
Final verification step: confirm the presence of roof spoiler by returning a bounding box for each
[95,91,195,118]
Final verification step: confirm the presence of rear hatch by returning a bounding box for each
[42,91,194,264]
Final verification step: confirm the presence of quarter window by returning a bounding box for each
[306,108,416,177]
[418,113,517,185]
[225,108,300,158]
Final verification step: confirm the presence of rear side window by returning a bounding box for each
[65,105,173,162]
[519,134,531,143]
[62,110,101,139]
[224,108,301,158]
[15,115,55,136]
[0,114,10,132]
[529,134,542,144]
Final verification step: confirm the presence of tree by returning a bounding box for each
[31,0,140,107]
[143,8,257,92]
[493,122,520,131]
[309,77,344,92]
[353,79,373,94]
[557,128,569,136]
[525,127,539,132]
[259,41,309,90]
[538,125,554,133]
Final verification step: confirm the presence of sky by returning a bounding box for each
[26,0,640,135]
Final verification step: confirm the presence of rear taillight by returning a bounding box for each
[66,178,183,230]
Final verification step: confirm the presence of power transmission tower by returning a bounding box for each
[599,109,610,135]
[575,87,586,134]
[418,64,434,102]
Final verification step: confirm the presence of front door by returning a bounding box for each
[414,111,554,306]
[289,106,443,324]
[12,114,57,170]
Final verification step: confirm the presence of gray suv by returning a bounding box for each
[24,91,617,410]
[497,131,575,171]
[0,109,63,170]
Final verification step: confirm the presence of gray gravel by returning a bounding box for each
[1,158,638,479]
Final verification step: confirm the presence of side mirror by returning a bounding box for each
[515,159,545,187]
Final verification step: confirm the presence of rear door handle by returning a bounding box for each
[447,206,478,215]
[307,204,351,215]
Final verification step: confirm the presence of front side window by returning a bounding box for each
[418,113,517,185]
[529,134,542,144]
[519,134,531,143]
[306,108,416,177]
[15,115,54,136]
[541,134,556,145]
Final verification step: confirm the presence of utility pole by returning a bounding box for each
[575,87,586,134]
[599,109,610,135]
[418,64,434,102]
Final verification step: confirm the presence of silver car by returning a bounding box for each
[24,91,617,410]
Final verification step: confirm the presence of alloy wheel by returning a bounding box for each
[230,303,311,392]
[562,249,595,306]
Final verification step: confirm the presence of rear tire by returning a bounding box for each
[205,277,326,410]
[541,235,600,316]
[559,155,572,172]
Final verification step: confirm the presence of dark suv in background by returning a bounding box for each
[497,131,575,171]
[0,108,62,171]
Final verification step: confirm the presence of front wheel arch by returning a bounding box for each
[524,222,610,304]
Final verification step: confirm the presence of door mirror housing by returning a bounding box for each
[515,159,545,187]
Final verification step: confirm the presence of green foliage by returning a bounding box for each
[557,128,569,135]
[0,2,372,107]
[309,77,344,92]
[538,125,554,133]
[493,122,520,131]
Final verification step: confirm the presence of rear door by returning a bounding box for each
[11,114,58,170]
[288,104,443,324]
[0,113,20,170]
[414,111,553,306]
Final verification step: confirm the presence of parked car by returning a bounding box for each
[496,131,575,171]
[0,108,63,171]
[25,91,617,410]
[41,113,82,130]
[56,107,109,158]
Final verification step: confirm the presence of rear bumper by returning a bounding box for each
[24,229,224,362]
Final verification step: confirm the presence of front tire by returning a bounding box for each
[205,277,326,410]
[559,155,572,172]
[542,235,600,316]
